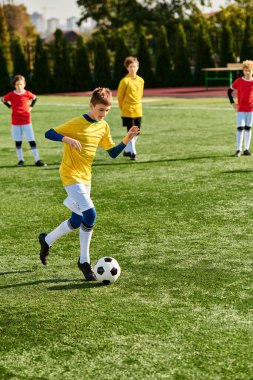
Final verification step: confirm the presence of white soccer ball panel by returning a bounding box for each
[94,257,121,284]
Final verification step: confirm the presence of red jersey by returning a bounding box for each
[231,77,253,112]
[3,90,36,125]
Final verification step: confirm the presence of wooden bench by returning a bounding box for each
[202,63,242,90]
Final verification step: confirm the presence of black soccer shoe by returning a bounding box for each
[130,153,137,161]
[77,260,97,281]
[17,160,24,167]
[123,151,131,157]
[35,160,47,167]
[234,150,241,157]
[39,233,50,265]
[243,149,252,156]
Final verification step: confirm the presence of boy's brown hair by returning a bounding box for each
[12,75,26,86]
[242,60,253,70]
[90,87,112,106]
[124,56,139,68]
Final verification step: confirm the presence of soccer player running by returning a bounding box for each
[39,88,139,281]
[117,56,144,161]
[2,75,46,167]
[227,60,253,157]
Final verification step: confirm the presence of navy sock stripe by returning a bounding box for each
[80,222,94,232]
[67,219,76,230]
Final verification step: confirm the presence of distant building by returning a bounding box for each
[47,18,60,35]
[31,12,46,35]
[29,12,95,37]
[81,18,96,33]
[67,17,79,31]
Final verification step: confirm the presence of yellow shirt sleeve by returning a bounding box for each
[117,77,128,111]
[99,123,115,150]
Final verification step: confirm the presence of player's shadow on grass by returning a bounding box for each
[222,169,253,173]
[0,162,60,169]
[0,155,227,170]
[91,155,226,167]
[0,270,33,276]
[0,278,100,290]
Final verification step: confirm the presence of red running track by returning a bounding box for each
[53,86,228,98]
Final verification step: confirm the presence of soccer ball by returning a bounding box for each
[94,257,121,285]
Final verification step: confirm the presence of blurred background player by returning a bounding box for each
[117,56,144,161]
[39,88,139,281]
[2,75,46,167]
[227,60,253,157]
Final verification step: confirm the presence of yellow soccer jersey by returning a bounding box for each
[54,115,115,186]
[117,74,144,117]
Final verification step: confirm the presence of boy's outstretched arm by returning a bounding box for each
[107,126,140,158]
[45,128,82,152]
[1,98,11,108]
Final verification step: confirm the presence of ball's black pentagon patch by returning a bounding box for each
[97,266,105,275]
[102,280,111,285]
[110,267,118,276]
[104,257,112,262]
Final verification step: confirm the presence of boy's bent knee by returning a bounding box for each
[69,212,83,229]
[82,207,96,227]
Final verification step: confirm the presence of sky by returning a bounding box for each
[14,0,81,24]
[14,0,229,24]
[201,0,228,12]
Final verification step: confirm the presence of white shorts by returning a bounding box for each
[237,112,253,127]
[64,183,94,216]
[12,124,35,142]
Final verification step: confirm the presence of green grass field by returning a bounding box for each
[1,95,253,380]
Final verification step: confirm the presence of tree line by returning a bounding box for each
[0,1,253,94]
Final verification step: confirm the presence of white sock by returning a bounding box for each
[45,220,74,246]
[244,129,252,150]
[79,224,93,264]
[31,147,40,162]
[126,140,133,154]
[16,148,24,161]
[236,130,244,151]
[125,142,131,154]
[127,137,137,155]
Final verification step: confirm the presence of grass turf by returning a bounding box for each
[0,96,253,380]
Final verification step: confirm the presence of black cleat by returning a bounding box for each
[77,260,97,281]
[17,160,24,167]
[123,151,131,157]
[35,160,47,167]
[130,153,137,161]
[234,150,241,157]
[39,233,50,265]
[243,149,252,156]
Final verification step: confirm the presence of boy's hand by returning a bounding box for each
[62,136,82,152]
[127,125,140,137]
[122,126,140,145]
[232,103,237,111]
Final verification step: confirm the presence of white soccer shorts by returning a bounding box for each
[237,112,253,127]
[64,183,94,215]
[12,124,35,142]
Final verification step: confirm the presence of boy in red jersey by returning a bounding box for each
[2,75,46,166]
[227,60,253,157]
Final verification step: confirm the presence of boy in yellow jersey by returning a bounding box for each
[38,88,139,281]
[117,56,144,160]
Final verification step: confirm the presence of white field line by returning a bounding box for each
[37,103,232,111]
